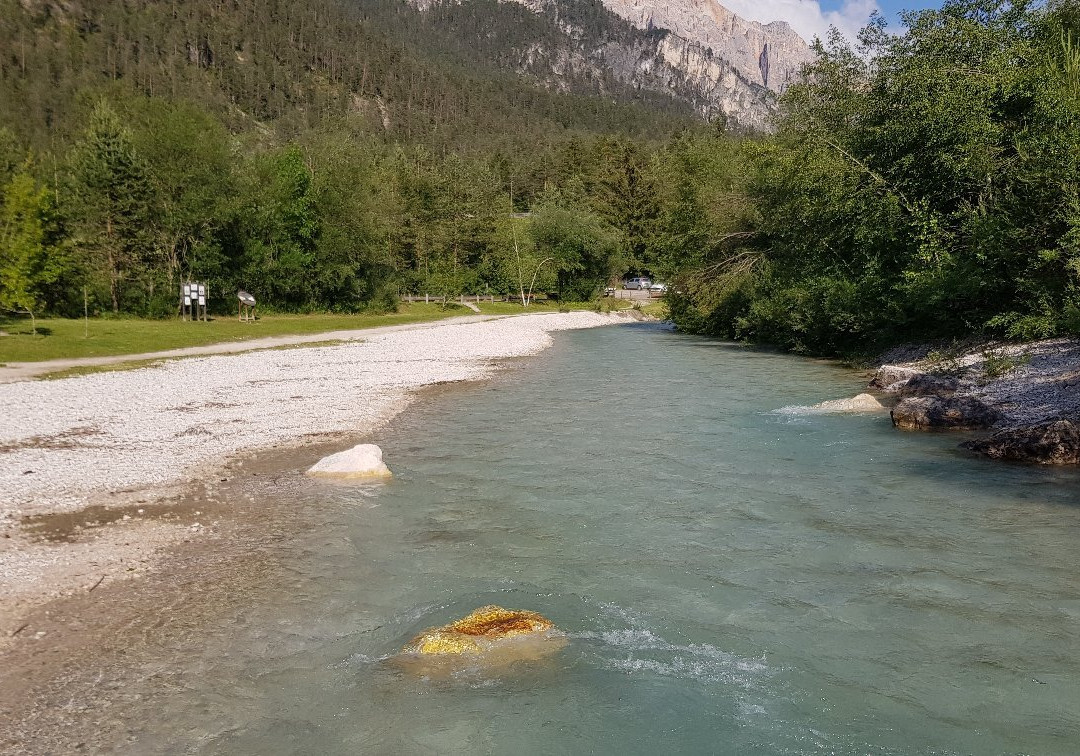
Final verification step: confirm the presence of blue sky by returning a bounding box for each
[723,0,946,45]
[846,0,944,25]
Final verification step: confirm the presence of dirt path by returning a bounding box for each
[0,313,504,383]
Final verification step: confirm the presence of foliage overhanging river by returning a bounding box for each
[99,323,1080,754]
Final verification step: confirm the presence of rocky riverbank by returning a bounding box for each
[0,311,635,636]
[871,338,1080,465]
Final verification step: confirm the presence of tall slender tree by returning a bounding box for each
[69,101,154,313]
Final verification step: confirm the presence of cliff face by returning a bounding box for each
[600,0,816,92]
[653,34,773,130]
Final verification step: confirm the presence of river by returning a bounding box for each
[104,323,1080,754]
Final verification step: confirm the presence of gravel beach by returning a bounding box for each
[0,311,633,628]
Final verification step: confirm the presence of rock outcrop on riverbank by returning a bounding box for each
[890,396,1001,430]
[961,419,1080,465]
[871,338,1080,464]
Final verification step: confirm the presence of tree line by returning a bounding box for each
[0,91,736,321]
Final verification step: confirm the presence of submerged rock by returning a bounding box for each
[961,419,1080,465]
[307,443,391,479]
[403,605,559,655]
[891,396,1002,431]
[395,606,567,674]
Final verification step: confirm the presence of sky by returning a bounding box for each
[719,0,945,46]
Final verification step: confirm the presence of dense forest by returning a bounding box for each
[1,0,1078,357]
[672,0,1080,355]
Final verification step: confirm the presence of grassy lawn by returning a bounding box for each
[0,299,636,364]
[0,304,463,363]
[639,300,669,319]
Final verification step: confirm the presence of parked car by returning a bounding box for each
[623,277,652,290]
[649,282,668,296]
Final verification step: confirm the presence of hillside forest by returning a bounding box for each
[1,0,1078,356]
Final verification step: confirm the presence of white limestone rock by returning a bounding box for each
[600,0,816,93]
[809,393,887,413]
[307,443,392,479]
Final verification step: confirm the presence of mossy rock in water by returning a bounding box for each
[404,605,558,654]
[396,606,566,674]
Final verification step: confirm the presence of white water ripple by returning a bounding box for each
[572,627,769,687]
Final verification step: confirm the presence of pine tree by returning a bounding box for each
[69,101,155,313]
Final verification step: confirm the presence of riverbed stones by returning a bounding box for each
[891,396,1002,431]
[306,443,391,479]
[961,419,1080,464]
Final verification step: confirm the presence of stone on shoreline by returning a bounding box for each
[895,373,959,398]
[961,419,1080,465]
[869,366,920,390]
[307,443,392,479]
[891,396,1002,430]
[870,366,958,397]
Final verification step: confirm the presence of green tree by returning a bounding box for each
[674,0,1080,354]
[596,139,660,273]
[128,97,236,312]
[238,145,319,309]
[530,189,622,300]
[69,101,155,313]
[0,171,52,333]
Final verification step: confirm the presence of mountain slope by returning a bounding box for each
[405,0,818,129]
[405,0,787,129]
[0,0,705,151]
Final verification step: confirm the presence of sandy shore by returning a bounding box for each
[0,311,634,634]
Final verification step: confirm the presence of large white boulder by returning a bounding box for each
[808,393,888,413]
[307,443,392,479]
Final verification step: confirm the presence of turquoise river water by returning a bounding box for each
[118,323,1080,754]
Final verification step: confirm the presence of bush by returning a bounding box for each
[366,282,400,314]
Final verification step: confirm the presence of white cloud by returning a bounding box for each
[721,0,880,46]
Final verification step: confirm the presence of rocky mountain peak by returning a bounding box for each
[600,0,815,92]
